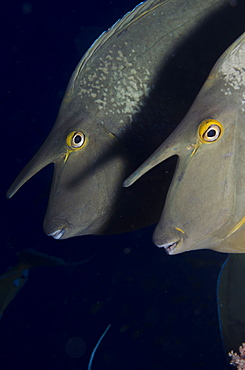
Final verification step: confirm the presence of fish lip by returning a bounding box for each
[47,228,66,240]
[157,241,179,255]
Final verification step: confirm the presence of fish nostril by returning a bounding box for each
[43,216,70,237]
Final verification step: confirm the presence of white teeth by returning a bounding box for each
[158,242,175,248]
[48,229,65,240]
[157,242,177,254]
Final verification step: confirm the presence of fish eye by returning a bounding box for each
[198,119,223,143]
[66,131,85,150]
[202,125,221,141]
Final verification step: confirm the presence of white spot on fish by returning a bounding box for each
[220,42,245,90]
[88,73,97,81]
[77,45,152,118]
[118,50,123,58]
[241,92,245,112]
[98,67,108,74]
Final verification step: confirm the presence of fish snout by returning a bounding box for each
[43,218,69,240]
[153,226,184,255]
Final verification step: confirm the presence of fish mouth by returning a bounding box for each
[47,228,66,240]
[156,241,179,255]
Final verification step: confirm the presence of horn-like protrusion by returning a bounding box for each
[123,130,181,187]
[6,130,63,198]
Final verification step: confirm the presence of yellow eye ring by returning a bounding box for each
[66,131,85,150]
[198,119,223,144]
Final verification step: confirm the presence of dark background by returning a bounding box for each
[0,0,235,369]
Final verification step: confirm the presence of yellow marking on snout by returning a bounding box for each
[190,142,201,157]
[226,216,245,238]
[64,150,72,163]
[175,227,185,234]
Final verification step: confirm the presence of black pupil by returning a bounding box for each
[207,129,216,137]
[74,135,82,144]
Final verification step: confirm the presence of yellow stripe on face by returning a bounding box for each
[175,227,185,234]
[226,216,245,238]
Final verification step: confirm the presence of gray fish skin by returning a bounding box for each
[124,32,245,254]
[6,0,239,239]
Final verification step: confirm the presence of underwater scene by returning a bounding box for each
[2,0,245,369]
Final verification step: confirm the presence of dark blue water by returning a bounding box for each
[1,1,233,369]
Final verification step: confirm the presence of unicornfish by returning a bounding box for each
[124,31,245,255]
[124,31,245,358]
[6,0,230,239]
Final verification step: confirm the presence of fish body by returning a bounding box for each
[7,0,237,239]
[124,32,245,254]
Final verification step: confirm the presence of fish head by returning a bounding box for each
[7,104,129,239]
[43,120,129,239]
[124,32,245,254]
